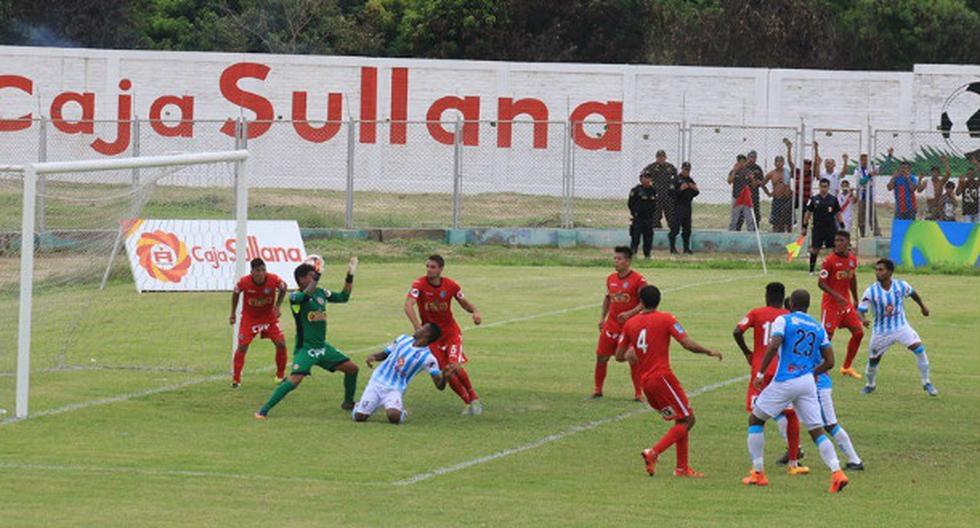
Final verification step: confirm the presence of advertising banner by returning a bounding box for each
[889,220,980,268]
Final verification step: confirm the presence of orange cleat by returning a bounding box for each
[674,467,704,478]
[839,367,863,379]
[641,449,658,476]
[829,469,849,493]
[787,465,810,475]
[741,470,769,486]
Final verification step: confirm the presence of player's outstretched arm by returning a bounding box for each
[403,298,422,331]
[732,326,753,365]
[679,336,723,361]
[365,351,389,369]
[432,363,458,390]
[910,290,930,317]
[458,296,482,325]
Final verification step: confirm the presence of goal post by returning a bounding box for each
[13,150,248,419]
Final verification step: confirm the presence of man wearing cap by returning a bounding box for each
[640,150,678,229]
[629,172,657,259]
[669,162,699,254]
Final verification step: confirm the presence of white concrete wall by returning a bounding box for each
[0,46,976,202]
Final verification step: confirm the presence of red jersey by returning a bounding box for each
[736,306,789,378]
[235,273,284,322]
[603,270,647,332]
[619,311,687,377]
[408,276,464,334]
[820,251,858,308]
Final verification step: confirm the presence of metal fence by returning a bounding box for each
[2,118,977,235]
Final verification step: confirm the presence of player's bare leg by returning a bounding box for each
[593,355,610,398]
[272,338,288,382]
[334,360,359,411]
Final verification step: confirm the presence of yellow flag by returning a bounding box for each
[785,235,806,262]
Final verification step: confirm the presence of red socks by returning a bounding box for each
[594,360,609,394]
[629,362,643,399]
[274,345,288,379]
[652,423,690,470]
[785,409,800,461]
[232,349,246,384]
[456,367,478,402]
[448,374,472,404]
[843,328,864,370]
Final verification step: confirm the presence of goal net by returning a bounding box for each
[2,151,248,420]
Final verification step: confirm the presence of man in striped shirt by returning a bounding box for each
[353,323,457,424]
[857,259,937,396]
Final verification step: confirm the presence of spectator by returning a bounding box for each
[764,139,795,233]
[838,179,858,232]
[639,149,678,229]
[853,152,882,237]
[887,160,926,221]
[728,154,756,232]
[940,180,958,222]
[923,157,951,220]
[956,164,978,223]
[744,150,765,226]
[794,158,815,219]
[628,172,657,259]
[669,161,699,254]
[813,141,847,196]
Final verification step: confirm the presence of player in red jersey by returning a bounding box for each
[593,246,647,400]
[616,285,723,478]
[819,230,865,379]
[229,258,288,388]
[404,254,484,415]
[733,282,807,474]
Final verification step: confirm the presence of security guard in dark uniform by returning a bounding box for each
[628,172,657,258]
[802,177,844,273]
[669,162,699,254]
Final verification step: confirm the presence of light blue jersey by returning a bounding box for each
[770,312,831,382]
[370,335,441,393]
[858,280,913,334]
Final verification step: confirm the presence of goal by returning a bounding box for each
[4,151,248,419]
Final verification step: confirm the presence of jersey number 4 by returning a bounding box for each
[636,329,648,355]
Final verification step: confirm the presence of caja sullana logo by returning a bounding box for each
[135,230,191,282]
[939,81,980,159]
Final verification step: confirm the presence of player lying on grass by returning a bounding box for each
[615,285,723,478]
[733,281,807,473]
[230,258,288,387]
[744,289,850,493]
[353,323,458,425]
[255,258,359,419]
[404,254,484,415]
[858,258,937,396]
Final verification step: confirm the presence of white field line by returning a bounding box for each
[0,462,333,485]
[392,374,748,486]
[0,272,763,427]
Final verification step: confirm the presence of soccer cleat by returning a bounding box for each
[923,383,939,396]
[839,367,863,379]
[231,382,240,389]
[674,467,704,478]
[633,393,643,402]
[861,385,876,395]
[274,376,285,383]
[845,461,865,471]
[641,449,658,476]
[829,470,849,493]
[590,391,603,399]
[253,411,267,420]
[341,401,355,411]
[741,470,769,486]
[461,404,473,415]
[787,465,810,475]
[470,399,483,415]
[776,448,805,465]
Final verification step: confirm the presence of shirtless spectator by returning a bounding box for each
[764,138,796,232]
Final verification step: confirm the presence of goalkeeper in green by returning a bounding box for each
[255,257,359,418]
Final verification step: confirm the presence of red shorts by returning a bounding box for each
[430,331,467,366]
[238,320,284,346]
[745,373,774,412]
[595,325,622,357]
[821,304,862,335]
[642,371,692,421]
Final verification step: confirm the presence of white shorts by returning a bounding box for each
[753,375,822,430]
[817,388,837,426]
[352,381,403,418]
[868,325,921,359]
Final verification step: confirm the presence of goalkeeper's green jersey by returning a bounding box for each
[290,286,349,350]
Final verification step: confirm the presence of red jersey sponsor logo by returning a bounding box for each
[821,252,857,307]
[604,270,646,331]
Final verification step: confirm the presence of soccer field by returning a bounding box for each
[1,263,979,527]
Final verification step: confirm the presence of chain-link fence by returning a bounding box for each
[3,119,978,236]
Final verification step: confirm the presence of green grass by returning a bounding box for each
[1,263,978,527]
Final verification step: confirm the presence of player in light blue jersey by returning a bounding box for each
[353,323,457,424]
[744,289,850,493]
[857,258,936,396]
